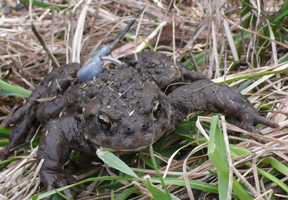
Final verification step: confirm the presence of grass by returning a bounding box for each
[1,0,288,199]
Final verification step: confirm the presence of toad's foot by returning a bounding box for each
[39,168,75,200]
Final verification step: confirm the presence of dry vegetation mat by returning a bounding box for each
[0,0,288,199]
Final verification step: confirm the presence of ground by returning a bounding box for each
[0,0,288,199]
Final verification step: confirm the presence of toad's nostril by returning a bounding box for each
[125,127,134,134]
[141,123,149,130]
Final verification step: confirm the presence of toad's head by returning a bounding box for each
[82,82,174,151]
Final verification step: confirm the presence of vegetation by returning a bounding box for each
[0,0,287,199]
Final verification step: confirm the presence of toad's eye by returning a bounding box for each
[151,100,161,119]
[97,114,113,131]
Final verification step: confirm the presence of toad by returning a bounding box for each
[2,51,279,197]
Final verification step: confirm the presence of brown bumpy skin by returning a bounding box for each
[2,51,279,199]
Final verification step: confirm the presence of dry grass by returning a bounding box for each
[0,0,288,199]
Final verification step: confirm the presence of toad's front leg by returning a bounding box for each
[2,63,81,160]
[168,79,279,133]
[37,117,95,199]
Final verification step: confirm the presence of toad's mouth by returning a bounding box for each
[100,144,151,153]
[95,130,169,152]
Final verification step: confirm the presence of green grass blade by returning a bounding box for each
[0,79,31,97]
[124,32,136,40]
[149,145,172,200]
[97,149,139,178]
[208,115,253,200]
[208,116,228,199]
[0,140,9,147]
[150,177,241,197]
[217,67,288,84]
[54,189,69,200]
[245,157,288,193]
[241,0,253,28]
[229,144,252,157]
[144,176,180,200]
[139,36,155,51]
[32,176,138,199]
[183,51,209,70]
[31,193,39,200]
[152,177,219,192]
[262,157,288,177]
[245,162,288,193]
[0,157,19,168]
[274,1,288,22]
[115,186,139,200]
[19,0,68,10]
[0,126,10,138]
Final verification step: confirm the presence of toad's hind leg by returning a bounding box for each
[168,79,279,133]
